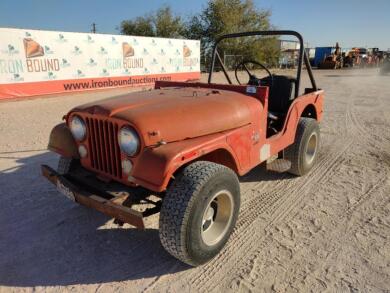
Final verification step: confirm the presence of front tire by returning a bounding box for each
[285,118,320,176]
[159,161,240,266]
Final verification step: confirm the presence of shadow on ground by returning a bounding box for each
[0,151,190,287]
[0,151,287,287]
[240,163,293,183]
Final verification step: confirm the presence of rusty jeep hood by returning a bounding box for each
[71,87,261,146]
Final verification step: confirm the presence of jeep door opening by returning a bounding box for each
[42,30,324,266]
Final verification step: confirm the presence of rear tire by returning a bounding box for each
[285,118,320,176]
[159,161,240,266]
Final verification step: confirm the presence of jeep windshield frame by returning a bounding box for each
[208,30,317,98]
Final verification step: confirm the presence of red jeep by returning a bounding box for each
[42,31,324,266]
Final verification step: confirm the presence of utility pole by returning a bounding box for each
[91,23,96,34]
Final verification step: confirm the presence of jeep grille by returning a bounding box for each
[85,117,122,178]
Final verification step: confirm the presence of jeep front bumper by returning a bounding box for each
[41,165,161,229]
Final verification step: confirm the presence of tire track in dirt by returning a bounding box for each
[286,175,387,293]
[347,104,385,148]
[281,82,390,291]
[229,160,388,292]
[342,95,390,214]
[344,176,387,217]
[343,76,390,149]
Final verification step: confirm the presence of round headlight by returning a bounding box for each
[70,116,86,141]
[118,127,140,156]
[78,145,88,158]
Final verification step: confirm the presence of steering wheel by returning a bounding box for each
[235,60,273,87]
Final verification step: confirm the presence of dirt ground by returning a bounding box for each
[0,69,389,293]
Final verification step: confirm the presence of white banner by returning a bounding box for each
[0,28,200,99]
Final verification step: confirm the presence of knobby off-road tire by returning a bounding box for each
[285,117,320,176]
[57,156,80,175]
[159,161,240,266]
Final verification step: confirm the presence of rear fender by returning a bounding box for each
[267,90,324,152]
[48,123,80,159]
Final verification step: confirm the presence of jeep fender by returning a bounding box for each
[48,123,80,159]
[267,90,323,153]
[131,132,239,192]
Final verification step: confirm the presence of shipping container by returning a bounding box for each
[314,47,334,67]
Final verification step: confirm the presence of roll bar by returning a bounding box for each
[208,30,318,98]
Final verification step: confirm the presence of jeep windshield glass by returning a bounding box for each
[207,30,317,97]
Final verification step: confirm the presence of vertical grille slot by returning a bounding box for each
[85,116,122,179]
[102,121,112,175]
[113,123,122,177]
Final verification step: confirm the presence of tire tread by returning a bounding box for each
[159,161,238,266]
[285,117,319,176]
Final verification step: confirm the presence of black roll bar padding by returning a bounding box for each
[208,30,318,97]
[304,49,317,91]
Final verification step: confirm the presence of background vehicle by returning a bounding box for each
[42,30,324,266]
[380,53,390,75]
[316,43,343,69]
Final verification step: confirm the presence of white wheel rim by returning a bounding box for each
[201,190,234,246]
[305,132,318,165]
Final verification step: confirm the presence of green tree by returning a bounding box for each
[120,16,155,37]
[120,6,185,38]
[183,0,279,68]
[154,6,185,38]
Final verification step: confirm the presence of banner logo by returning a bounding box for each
[122,42,134,57]
[183,45,191,57]
[122,42,143,69]
[23,38,44,58]
[23,38,60,73]
[183,44,198,67]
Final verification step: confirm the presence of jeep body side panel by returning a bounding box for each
[265,90,324,158]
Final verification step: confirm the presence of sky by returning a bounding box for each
[0,0,389,50]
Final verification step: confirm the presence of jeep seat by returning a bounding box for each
[261,75,296,118]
